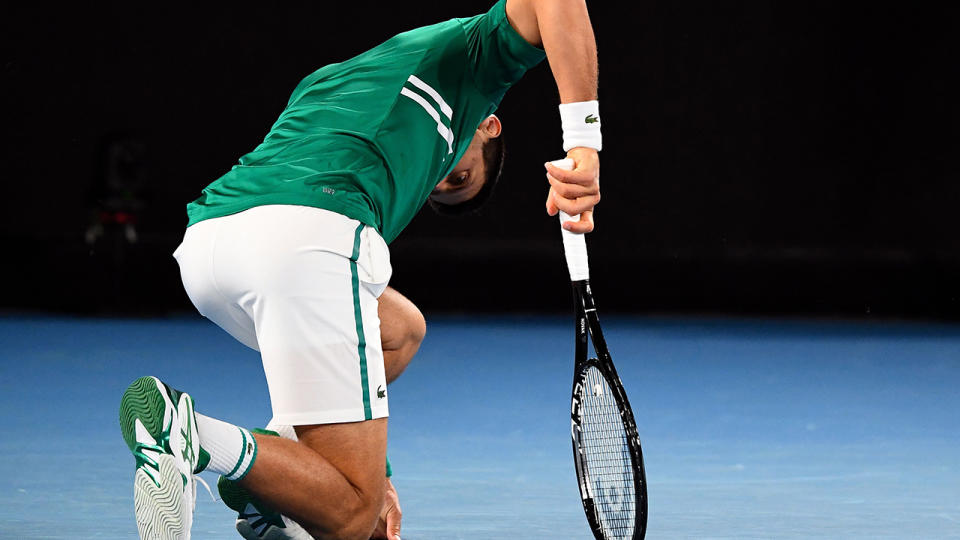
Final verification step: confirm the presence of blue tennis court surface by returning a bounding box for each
[1,314,958,538]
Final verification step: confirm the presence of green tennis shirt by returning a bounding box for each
[185,0,545,244]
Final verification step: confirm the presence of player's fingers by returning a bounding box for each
[554,193,600,217]
[386,503,402,540]
[561,210,594,233]
[547,173,598,199]
[544,161,595,186]
[545,187,559,216]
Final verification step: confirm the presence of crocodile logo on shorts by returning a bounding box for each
[584,114,599,124]
[377,385,386,399]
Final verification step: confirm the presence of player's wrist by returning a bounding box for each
[565,146,599,160]
[559,101,602,152]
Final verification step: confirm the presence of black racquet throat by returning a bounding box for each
[554,159,648,540]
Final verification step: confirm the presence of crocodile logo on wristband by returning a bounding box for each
[584,114,599,124]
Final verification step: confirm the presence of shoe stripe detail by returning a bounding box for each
[225,427,249,479]
[250,516,269,532]
[350,223,373,421]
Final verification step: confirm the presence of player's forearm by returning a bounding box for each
[508,0,598,103]
[539,0,598,102]
[511,0,602,231]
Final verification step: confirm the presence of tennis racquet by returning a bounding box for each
[553,159,648,540]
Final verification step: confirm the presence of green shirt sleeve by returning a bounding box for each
[459,0,547,103]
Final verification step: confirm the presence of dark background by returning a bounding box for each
[2,1,958,318]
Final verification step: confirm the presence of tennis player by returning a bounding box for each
[119,0,601,538]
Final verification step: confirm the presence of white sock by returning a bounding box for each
[195,413,257,481]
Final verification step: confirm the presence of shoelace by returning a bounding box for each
[194,474,216,503]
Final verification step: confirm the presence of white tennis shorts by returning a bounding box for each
[173,205,392,425]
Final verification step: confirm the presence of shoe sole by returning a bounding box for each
[120,376,169,453]
[135,454,188,540]
[121,376,195,540]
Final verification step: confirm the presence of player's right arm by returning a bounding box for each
[506,0,598,103]
[505,0,602,233]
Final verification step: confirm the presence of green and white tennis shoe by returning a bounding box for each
[120,376,207,540]
[218,473,314,540]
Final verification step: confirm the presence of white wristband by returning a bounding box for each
[559,100,602,152]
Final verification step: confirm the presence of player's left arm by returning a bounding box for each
[506,0,601,233]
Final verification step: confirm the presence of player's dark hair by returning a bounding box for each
[428,135,505,216]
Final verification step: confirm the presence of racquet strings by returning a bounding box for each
[579,364,636,539]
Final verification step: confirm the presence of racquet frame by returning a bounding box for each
[569,278,648,540]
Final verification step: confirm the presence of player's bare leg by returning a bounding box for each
[222,288,418,540]
[121,376,388,540]
[378,286,426,384]
[237,419,388,540]
[215,287,419,540]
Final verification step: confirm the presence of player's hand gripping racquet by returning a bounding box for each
[554,159,648,540]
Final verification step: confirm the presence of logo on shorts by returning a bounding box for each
[377,385,386,399]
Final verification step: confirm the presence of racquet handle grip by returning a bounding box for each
[552,158,590,281]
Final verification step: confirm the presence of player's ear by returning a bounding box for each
[480,115,502,138]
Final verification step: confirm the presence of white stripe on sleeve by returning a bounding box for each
[400,87,454,154]
[406,75,453,120]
